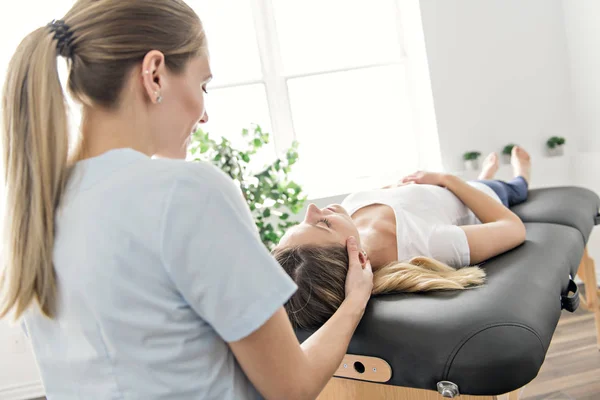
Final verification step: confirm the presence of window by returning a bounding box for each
[1,1,425,198]
[192,0,420,197]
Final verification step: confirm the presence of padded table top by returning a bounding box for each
[511,186,600,243]
[297,223,584,395]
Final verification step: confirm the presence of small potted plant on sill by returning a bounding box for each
[546,136,566,157]
[463,151,482,171]
[502,144,517,164]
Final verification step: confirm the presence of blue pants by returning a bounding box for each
[474,176,529,208]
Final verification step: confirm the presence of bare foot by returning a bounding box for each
[478,152,499,180]
[511,146,531,184]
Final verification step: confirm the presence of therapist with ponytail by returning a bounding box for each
[0,1,373,398]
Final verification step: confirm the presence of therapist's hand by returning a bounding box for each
[344,236,373,310]
[401,171,449,187]
[230,235,373,400]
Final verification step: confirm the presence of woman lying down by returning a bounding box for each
[274,146,531,329]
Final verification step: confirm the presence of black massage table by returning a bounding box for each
[296,186,600,400]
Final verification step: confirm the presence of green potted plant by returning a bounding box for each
[502,143,517,164]
[546,136,566,157]
[462,151,482,171]
[188,124,306,250]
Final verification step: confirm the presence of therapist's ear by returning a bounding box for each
[141,50,167,104]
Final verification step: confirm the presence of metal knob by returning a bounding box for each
[437,381,460,398]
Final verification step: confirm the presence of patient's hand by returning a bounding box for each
[401,171,448,187]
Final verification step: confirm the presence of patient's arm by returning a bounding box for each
[441,174,526,264]
[401,171,526,264]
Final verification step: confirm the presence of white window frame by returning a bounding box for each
[7,0,423,199]
[209,0,409,160]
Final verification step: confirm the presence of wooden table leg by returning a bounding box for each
[577,248,600,350]
[507,388,520,400]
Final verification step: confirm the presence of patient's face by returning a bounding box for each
[278,203,361,248]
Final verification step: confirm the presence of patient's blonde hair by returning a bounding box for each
[273,245,485,329]
[0,0,206,320]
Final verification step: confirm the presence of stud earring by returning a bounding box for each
[155,91,163,104]
[143,70,150,75]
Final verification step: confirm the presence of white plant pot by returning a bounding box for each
[464,159,480,171]
[501,153,512,164]
[547,144,564,157]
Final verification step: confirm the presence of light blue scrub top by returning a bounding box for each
[23,149,297,399]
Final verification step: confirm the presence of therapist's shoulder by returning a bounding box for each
[155,159,258,238]
[151,158,234,187]
[151,159,242,202]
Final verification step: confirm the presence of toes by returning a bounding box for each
[485,152,498,163]
[511,146,531,160]
[514,146,531,161]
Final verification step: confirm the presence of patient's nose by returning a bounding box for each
[199,110,209,124]
[304,203,322,223]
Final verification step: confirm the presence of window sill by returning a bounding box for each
[301,169,412,201]
[301,167,493,201]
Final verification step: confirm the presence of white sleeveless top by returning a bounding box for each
[341,182,501,267]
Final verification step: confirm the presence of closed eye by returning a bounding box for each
[318,218,331,228]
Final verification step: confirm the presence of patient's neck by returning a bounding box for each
[352,204,398,271]
[359,231,394,271]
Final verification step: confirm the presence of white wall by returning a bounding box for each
[562,0,600,192]
[419,0,575,178]
[563,0,600,155]
[0,321,44,400]
[562,0,600,276]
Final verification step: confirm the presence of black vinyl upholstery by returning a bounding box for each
[296,186,599,395]
[511,186,600,242]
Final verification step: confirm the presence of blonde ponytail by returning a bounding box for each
[0,28,70,319]
[372,256,486,295]
[0,0,206,321]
